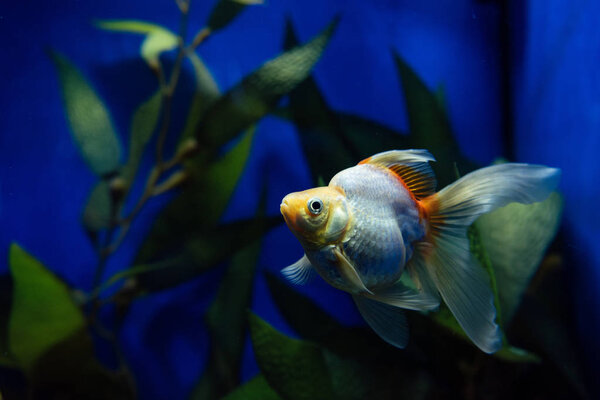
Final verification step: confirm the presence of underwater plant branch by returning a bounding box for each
[91,317,137,399]
[188,27,211,50]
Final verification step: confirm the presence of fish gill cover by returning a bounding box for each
[0,0,595,399]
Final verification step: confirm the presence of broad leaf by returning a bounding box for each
[248,312,335,400]
[197,18,338,153]
[476,192,563,323]
[95,20,178,68]
[122,90,162,186]
[8,244,85,372]
[206,0,263,32]
[50,51,122,176]
[222,374,281,400]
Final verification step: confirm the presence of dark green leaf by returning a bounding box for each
[265,272,381,359]
[197,18,338,152]
[8,244,85,372]
[206,0,263,32]
[281,21,409,182]
[30,330,132,399]
[82,181,112,232]
[122,90,162,186]
[50,51,122,176]
[134,216,280,293]
[393,53,477,187]
[222,374,281,400]
[476,192,563,323]
[248,312,335,400]
[191,197,265,399]
[136,127,256,265]
[178,52,221,145]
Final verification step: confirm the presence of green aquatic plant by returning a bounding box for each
[0,0,588,399]
[1,0,337,397]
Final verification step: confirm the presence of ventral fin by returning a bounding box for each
[281,255,315,285]
[353,295,409,348]
[333,247,373,295]
[359,149,437,199]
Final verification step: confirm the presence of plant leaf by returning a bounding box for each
[82,181,112,232]
[135,127,256,265]
[133,216,280,293]
[95,20,178,68]
[476,192,563,323]
[8,244,85,372]
[248,312,336,400]
[197,18,338,153]
[50,51,122,176]
[121,90,162,186]
[191,195,266,399]
[222,374,281,400]
[392,53,477,187]
[178,52,221,145]
[206,0,263,33]
[29,330,132,399]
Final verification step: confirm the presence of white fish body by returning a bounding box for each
[280,150,560,353]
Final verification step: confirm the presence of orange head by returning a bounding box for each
[280,186,350,250]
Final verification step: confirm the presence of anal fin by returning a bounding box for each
[353,295,409,349]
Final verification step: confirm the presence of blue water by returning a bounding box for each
[1,0,598,399]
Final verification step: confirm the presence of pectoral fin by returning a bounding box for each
[333,247,373,295]
[367,280,439,311]
[353,295,408,348]
[281,255,315,285]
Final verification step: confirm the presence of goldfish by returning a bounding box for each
[280,150,560,353]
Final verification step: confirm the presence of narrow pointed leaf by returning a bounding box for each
[192,196,266,399]
[50,51,122,176]
[178,52,221,145]
[197,18,338,152]
[82,181,112,232]
[95,20,178,67]
[134,216,280,292]
[8,244,85,372]
[122,90,162,185]
[136,127,256,265]
[207,0,263,32]
[281,21,408,182]
[393,53,477,186]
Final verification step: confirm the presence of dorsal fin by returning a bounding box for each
[359,150,437,199]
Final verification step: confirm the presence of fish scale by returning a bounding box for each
[332,164,425,288]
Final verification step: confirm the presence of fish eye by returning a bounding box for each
[307,198,323,215]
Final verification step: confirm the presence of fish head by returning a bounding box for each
[280,186,350,249]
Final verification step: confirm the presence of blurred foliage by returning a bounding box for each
[1,1,590,399]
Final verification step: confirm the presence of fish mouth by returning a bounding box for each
[280,199,291,222]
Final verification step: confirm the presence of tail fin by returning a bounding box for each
[410,163,560,353]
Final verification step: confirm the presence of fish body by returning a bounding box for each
[280,150,560,353]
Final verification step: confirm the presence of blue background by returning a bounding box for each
[1,0,598,398]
